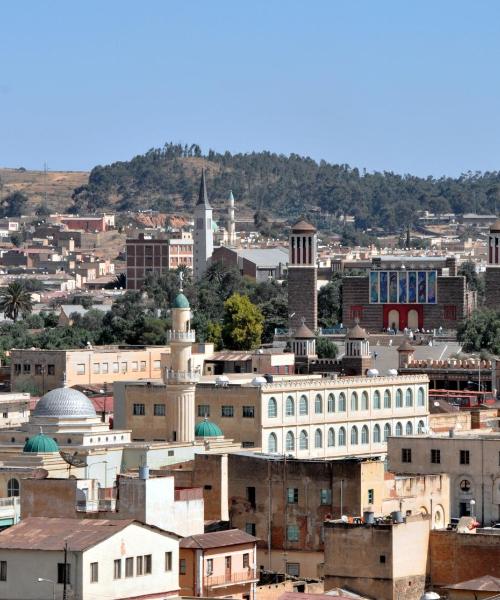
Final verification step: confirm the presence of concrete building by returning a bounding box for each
[0,393,30,429]
[179,529,258,599]
[387,432,500,525]
[194,169,214,280]
[203,349,295,376]
[0,517,180,600]
[211,246,288,281]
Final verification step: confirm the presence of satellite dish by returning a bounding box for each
[433,401,440,407]
[59,450,87,468]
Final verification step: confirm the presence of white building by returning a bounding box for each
[193,169,214,280]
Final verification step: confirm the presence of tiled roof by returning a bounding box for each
[444,575,500,592]
[180,528,257,549]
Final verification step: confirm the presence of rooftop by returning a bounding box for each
[180,528,257,549]
[443,575,500,592]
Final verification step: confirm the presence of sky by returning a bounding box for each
[1,0,500,177]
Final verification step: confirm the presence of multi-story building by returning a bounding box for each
[211,246,288,282]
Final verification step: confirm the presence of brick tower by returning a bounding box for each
[341,321,373,376]
[288,219,318,332]
[485,219,500,310]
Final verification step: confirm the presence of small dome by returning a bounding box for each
[195,420,223,438]
[291,219,316,233]
[295,322,315,339]
[347,323,368,339]
[33,388,96,418]
[172,293,190,309]
[23,433,59,453]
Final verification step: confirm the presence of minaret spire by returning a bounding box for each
[193,169,214,279]
[197,168,211,208]
[228,189,236,246]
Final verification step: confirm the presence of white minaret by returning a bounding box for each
[228,190,236,246]
[193,169,214,280]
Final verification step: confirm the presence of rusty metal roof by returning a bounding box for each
[180,528,257,549]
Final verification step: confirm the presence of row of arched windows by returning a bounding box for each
[268,387,426,417]
[267,420,426,453]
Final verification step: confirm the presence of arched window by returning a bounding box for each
[315,394,323,414]
[315,429,323,448]
[7,478,19,497]
[338,393,346,412]
[338,427,346,446]
[361,425,369,444]
[286,396,295,416]
[286,431,295,451]
[395,422,403,436]
[406,421,413,435]
[384,423,391,441]
[350,392,358,411]
[350,426,358,445]
[373,424,381,443]
[361,391,369,410]
[299,430,308,450]
[384,390,391,408]
[268,397,277,418]
[396,389,403,408]
[418,387,425,407]
[268,433,277,453]
[327,393,335,413]
[373,390,381,409]
[405,388,413,407]
[417,419,425,434]
[328,427,335,447]
[299,395,308,416]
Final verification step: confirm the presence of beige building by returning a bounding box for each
[0,393,30,429]
[388,432,500,525]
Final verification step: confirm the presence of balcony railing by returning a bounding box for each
[164,368,200,384]
[0,497,19,508]
[205,570,257,588]
[76,499,116,512]
[167,330,196,343]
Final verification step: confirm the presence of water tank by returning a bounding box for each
[366,369,379,377]
[215,375,229,385]
[363,511,375,524]
[139,465,150,480]
[251,376,267,386]
[387,369,398,376]
[391,510,404,523]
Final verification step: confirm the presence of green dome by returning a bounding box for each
[195,420,223,438]
[23,433,59,454]
[172,293,190,309]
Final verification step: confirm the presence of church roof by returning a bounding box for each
[23,433,59,454]
[292,219,316,233]
[197,169,211,208]
[490,219,500,233]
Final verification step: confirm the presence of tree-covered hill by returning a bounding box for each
[70,142,500,232]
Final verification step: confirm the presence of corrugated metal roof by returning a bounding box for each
[180,528,257,549]
[237,247,288,268]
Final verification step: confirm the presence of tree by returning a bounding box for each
[316,337,339,359]
[458,260,485,301]
[0,191,28,217]
[457,308,500,354]
[221,293,264,350]
[0,282,33,321]
[35,203,51,217]
[318,274,343,327]
[10,232,22,247]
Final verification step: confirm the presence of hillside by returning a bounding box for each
[0,168,88,213]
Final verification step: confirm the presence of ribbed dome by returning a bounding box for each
[195,420,223,438]
[23,433,59,453]
[33,388,96,418]
[172,293,190,309]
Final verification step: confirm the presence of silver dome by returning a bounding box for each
[33,387,97,418]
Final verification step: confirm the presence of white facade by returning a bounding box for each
[193,172,213,280]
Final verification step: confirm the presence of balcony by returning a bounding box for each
[164,368,200,384]
[167,330,196,343]
[205,570,258,589]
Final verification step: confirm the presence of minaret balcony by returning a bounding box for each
[164,368,200,384]
[167,330,196,343]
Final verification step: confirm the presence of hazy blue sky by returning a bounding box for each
[1,0,499,176]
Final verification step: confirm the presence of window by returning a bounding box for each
[286,396,295,416]
[287,524,299,542]
[315,394,323,414]
[221,405,234,417]
[153,360,161,370]
[7,478,19,497]
[35,364,42,375]
[417,420,425,434]
[268,433,278,453]
[125,557,134,577]
[198,405,210,417]
[140,361,147,372]
[361,425,369,444]
[58,563,71,584]
[179,559,186,575]
[384,423,391,441]
[460,450,470,465]
[131,361,138,372]
[112,362,119,373]
[338,393,346,412]
[328,427,335,447]
[154,404,166,416]
[90,562,98,583]
[396,389,403,407]
[395,422,403,436]
[350,392,358,411]
[286,563,300,577]
[136,556,143,575]
[380,555,386,564]
[101,363,108,374]
[287,488,299,504]
[14,363,21,375]
[286,431,295,451]
[384,390,391,408]
[418,387,425,406]
[320,489,332,504]
[23,363,31,373]
[299,395,308,415]
[402,448,412,463]
[114,559,121,579]
[350,426,358,445]
[243,553,249,568]
[144,555,152,574]
[0,561,6,582]
[245,523,256,536]
[368,488,374,504]
[268,397,277,418]
[405,388,413,407]
[431,449,441,464]
[299,430,308,450]
[361,391,369,410]
[92,363,100,374]
[338,427,346,446]
[243,406,255,418]
[76,363,85,375]
[327,393,335,412]
[406,421,413,436]
[133,403,145,416]
[373,424,381,443]
[206,558,213,575]
[121,361,128,373]
[315,428,323,448]
[47,364,55,375]
[373,390,381,409]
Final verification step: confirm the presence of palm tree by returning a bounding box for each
[0,282,33,321]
